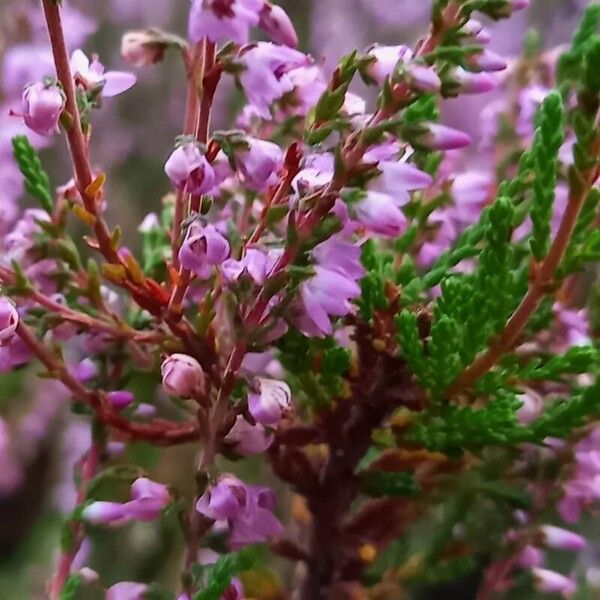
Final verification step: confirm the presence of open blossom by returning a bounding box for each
[188,0,263,44]
[258,3,298,48]
[295,266,361,337]
[164,143,216,195]
[70,49,136,97]
[239,43,310,119]
[161,354,206,398]
[235,138,283,191]
[225,415,274,454]
[196,474,283,548]
[19,80,64,136]
[355,191,408,237]
[0,298,19,344]
[222,247,278,285]
[179,222,230,279]
[248,377,292,426]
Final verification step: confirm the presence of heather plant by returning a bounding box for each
[2,0,600,599]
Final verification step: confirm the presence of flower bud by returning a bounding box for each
[107,390,134,410]
[448,66,497,95]
[365,44,412,85]
[74,358,98,383]
[259,3,298,48]
[462,19,491,43]
[82,501,129,526]
[121,30,167,67]
[532,568,576,596]
[469,49,507,72]
[415,123,472,150]
[165,143,216,196]
[406,64,441,92]
[161,353,206,398]
[21,80,64,136]
[106,581,149,600]
[0,298,19,344]
[540,525,586,551]
[124,477,171,521]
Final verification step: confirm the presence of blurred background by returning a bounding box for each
[0,1,595,598]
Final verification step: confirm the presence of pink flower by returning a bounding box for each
[123,478,171,521]
[179,222,230,279]
[448,66,497,94]
[196,474,283,548]
[106,582,149,600]
[20,80,64,136]
[161,353,206,398]
[295,266,361,337]
[188,0,263,45]
[225,415,274,454]
[540,525,586,551]
[70,49,136,97]
[469,49,507,73]
[222,247,279,285]
[164,143,216,196]
[258,3,298,48]
[121,31,167,67]
[239,43,310,119]
[82,501,129,526]
[0,298,19,344]
[516,390,543,424]
[531,568,576,597]
[365,44,412,84]
[74,358,98,383]
[248,377,292,426]
[517,545,544,568]
[415,123,472,150]
[235,138,283,191]
[355,191,408,237]
[107,390,134,410]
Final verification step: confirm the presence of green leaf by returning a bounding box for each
[11,135,53,213]
[360,471,420,497]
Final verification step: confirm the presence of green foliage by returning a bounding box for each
[395,310,429,388]
[278,330,351,409]
[59,575,82,600]
[11,135,53,213]
[360,471,420,498]
[558,4,600,84]
[359,240,394,320]
[194,546,258,600]
[529,92,565,260]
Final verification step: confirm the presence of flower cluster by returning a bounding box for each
[2,0,600,598]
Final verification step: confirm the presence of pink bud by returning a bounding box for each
[417,123,472,150]
[121,30,166,67]
[517,545,544,568]
[407,64,441,92]
[107,390,134,410]
[532,568,576,597]
[470,49,507,72]
[512,0,530,10]
[0,298,19,344]
[161,353,206,398]
[540,525,586,551]
[462,19,491,44]
[365,44,412,85]
[21,80,65,136]
[449,67,497,94]
[82,501,129,526]
[124,477,171,521]
[165,143,216,196]
[106,581,149,600]
[74,358,98,383]
[259,3,298,48]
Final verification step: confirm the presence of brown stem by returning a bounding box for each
[41,0,121,266]
[169,41,219,314]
